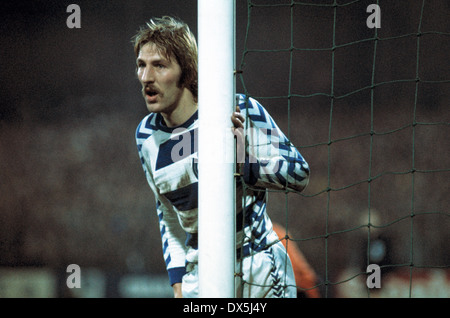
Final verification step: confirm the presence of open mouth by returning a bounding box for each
[145,89,158,97]
[144,87,159,102]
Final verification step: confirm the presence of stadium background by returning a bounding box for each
[0,0,448,297]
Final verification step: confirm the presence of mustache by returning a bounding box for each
[142,85,161,96]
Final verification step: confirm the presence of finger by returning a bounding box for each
[231,114,244,128]
[232,111,245,122]
[232,126,244,145]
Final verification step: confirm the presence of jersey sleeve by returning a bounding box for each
[136,118,188,285]
[155,198,188,285]
[237,95,310,193]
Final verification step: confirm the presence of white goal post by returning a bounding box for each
[197,0,237,298]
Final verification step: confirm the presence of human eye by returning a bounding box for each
[136,60,145,68]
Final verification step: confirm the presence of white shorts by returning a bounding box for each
[182,242,297,298]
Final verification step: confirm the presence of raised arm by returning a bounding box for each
[234,95,310,193]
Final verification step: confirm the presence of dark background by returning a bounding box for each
[0,0,449,297]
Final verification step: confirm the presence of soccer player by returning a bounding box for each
[133,16,310,298]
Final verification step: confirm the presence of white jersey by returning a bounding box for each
[136,94,310,286]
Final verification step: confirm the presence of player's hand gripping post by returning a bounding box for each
[231,106,245,176]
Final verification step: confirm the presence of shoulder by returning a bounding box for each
[236,94,259,110]
[136,113,157,146]
[236,94,275,128]
[236,94,268,116]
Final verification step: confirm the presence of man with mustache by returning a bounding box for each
[133,16,310,298]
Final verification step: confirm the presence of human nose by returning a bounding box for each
[139,66,155,83]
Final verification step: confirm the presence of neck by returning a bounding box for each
[161,89,197,128]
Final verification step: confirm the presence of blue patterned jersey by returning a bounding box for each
[136,94,310,285]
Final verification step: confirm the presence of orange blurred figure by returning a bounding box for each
[272,223,321,298]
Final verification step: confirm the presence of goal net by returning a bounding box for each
[236,0,450,298]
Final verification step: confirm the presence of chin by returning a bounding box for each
[146,103,161,113]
